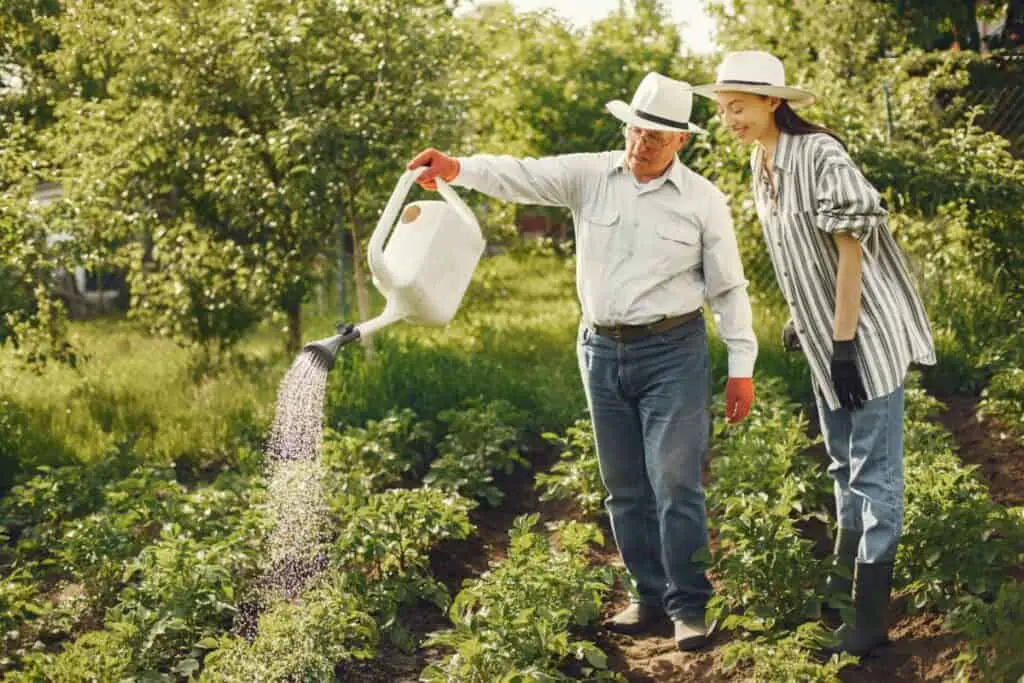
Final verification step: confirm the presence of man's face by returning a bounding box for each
[624,126,689,178]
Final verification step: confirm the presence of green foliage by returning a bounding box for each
[52,466,187,611]
[424,398,528,507]
[896,384,1024,609]
[707,383,824,511]
[0,458,268,674]
[15,514,265,679]
[320,407,433,506]
[948,581,1024,683]
[978,365,1024,439]
[0,321,280,479]
[0,568,47,670]
[46,0,474,351]
[536,418,605,518]
[199,574,379,682]
[705,0,902,89]
[721,623,858,683]
[421,515,620,683]
[708,486,829,632]
[331,487,473,650]
[0,112,75,366]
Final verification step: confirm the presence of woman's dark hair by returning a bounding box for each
[774,101,846,149]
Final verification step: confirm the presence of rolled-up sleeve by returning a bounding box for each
[703,188,758,378]
[454,154,595,210]
[815,162,887,243]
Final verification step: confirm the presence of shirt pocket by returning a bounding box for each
[578,207,620,264]
[653,215,702,275]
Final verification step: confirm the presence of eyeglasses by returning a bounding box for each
[624,125,677,149]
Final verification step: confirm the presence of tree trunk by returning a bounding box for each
[349,220,375,358]
[1005,0,1024,45]
[285,298,301,355]
[960,0,981,50]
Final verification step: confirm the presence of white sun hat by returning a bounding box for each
[691,51,817,107]
[606,72,707,135]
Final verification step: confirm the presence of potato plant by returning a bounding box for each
[421,515,620,683]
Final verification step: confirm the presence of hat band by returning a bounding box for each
[719,79,773,86]
[633,108,689,131]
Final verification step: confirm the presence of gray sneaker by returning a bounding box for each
[604,602,668,635]
[673,616,709,651]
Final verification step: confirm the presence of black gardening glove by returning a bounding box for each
[781,319,802,353]
[831,339,867,411]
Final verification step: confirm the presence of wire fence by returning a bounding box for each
[925,51,1024,155]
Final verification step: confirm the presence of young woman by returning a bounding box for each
[692,51,936,656]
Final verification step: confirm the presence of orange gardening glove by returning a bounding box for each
[725,377,754,424]
[407,148,460,191]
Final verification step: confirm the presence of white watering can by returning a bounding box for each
[304,166,486,367]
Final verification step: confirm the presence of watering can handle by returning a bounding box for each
[367,167,479,290]
[435,177,478,229]
[367,167,426,289]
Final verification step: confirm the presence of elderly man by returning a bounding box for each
[408,72,757,652]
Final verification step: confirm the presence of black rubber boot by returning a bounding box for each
[828,561,893,656]
[822,528,859,628]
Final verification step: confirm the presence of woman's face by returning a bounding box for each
[715,91,780,145]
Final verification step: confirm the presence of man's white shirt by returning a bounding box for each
[454,151,758,378]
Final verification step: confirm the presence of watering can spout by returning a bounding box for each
[302,323,360,370]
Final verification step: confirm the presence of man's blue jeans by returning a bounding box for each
[577,316,713,620]
[815,385,905,563]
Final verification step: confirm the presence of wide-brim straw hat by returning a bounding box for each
[606,72,707,134]
[691,51,816,107]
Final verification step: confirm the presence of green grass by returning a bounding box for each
[0,318,289,487]
[320,250,587,433]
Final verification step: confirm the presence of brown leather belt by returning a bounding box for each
[592,309,703,343]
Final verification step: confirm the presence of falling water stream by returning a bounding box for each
[236,348,334,639]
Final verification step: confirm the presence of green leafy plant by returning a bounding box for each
[897,386,1023,609]
[947,581,1024,682]
[331,487,473,650]
[199,573,379,682]
[421,515,619,683]
[321,407,433,507]
[707,485,830,633]
[424,398,527,506]
[535,418,605,518]
[707,390,824,512]
[0,568,47,671]
[721,622,857,683]
[978,365,1024,439]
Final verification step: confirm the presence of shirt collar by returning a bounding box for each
[611,152,686,192]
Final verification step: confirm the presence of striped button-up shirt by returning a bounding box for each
[454,151,758,377]
[751,131,936,410]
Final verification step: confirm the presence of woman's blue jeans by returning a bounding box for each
[815,385,906,563]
